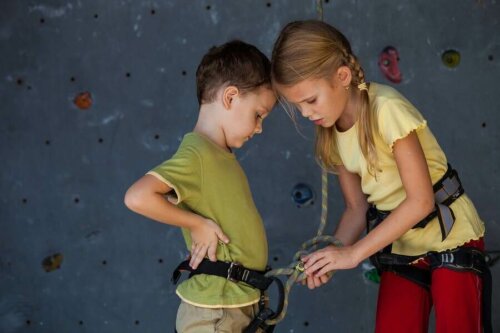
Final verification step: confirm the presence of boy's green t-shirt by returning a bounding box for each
[147,132,268,308]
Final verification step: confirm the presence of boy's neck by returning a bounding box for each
[193,103,232,152]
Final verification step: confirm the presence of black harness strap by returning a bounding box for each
[384,264,431,290]
[172,259,274,290]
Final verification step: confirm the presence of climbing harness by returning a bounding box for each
[171,169,341,332]
[367,163,464,242]
[366,164,493,333]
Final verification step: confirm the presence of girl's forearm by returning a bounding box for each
[351,197,434,262]
[334,205,368,246]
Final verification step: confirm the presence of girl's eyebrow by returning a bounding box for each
[297,95,316,103]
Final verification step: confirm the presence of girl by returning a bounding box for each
[271,20,490,333]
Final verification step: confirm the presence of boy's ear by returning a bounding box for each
[335,66,352,88]
[222,86,240,110]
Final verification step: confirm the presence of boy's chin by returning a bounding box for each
[231,138,250,149]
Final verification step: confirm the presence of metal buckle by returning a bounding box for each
[227,262,242,282]
[440,252,455,265]
[295,261,305,272]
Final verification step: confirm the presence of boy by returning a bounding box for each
[124,40,276,332]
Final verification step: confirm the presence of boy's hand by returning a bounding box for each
[189,217,229,269]
[302,272,332,289]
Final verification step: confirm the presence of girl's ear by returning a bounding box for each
[335,66,352,88]
[222,86,239,110]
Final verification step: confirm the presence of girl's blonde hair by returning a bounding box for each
[271,20,379,175]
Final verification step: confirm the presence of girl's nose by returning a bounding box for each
[300,106,312,118]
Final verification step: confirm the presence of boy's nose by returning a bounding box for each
[254,123,263,134]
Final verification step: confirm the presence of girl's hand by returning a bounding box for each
[189,217,230,269]
[302,245,360,278]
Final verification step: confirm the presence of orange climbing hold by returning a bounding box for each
[74,91,92,109]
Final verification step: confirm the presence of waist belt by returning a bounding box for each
[367,163,463,241]
[171,259,274,291]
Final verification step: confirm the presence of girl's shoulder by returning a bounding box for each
[368,82,409,107]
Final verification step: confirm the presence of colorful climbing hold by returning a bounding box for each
[378,46,402,83]
[42,253,63,272]
[74,91,92,110]
[291,183,315,207]
[441,49,460,68]
[364,267,380,283]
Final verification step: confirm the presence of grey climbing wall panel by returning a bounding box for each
[1,1,499,332]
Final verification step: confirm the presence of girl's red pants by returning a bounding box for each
[375,239,484,333]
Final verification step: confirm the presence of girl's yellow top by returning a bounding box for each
[333,83,484,256]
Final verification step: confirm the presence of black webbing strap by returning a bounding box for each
[171,259,274,291]
[482,263,493,333]
[384,264,431,290]
[243,278,286,333]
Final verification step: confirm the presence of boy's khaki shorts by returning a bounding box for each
[176,300,264,333]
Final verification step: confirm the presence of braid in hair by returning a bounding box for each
[346,53,380,175]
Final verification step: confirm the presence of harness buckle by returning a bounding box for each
[227,262,243,282]
[440,252,455,265]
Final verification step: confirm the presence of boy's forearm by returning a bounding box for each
[126,192,201,229]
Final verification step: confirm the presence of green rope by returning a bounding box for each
[264,168,342,325]
[316,0,324,21]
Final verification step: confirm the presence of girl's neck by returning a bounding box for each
[336,89,361,132]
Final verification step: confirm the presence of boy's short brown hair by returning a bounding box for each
[196,40,271,105]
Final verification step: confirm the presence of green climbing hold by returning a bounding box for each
[364,268,380,284]
[442,50,461,68]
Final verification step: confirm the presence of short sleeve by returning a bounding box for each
[377,98,427,151]
[146,146,202,205]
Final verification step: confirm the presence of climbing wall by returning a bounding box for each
[1,1,499,332]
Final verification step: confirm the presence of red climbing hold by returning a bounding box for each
[378,46,402,84]
[74,91,92,110]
